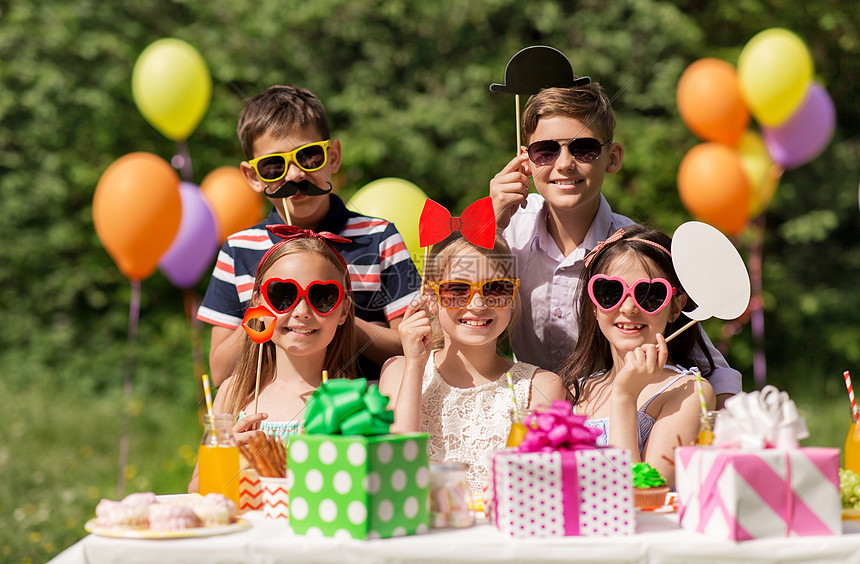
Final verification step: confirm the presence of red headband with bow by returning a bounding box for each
[257,225,352,276]
[419,196,496,249]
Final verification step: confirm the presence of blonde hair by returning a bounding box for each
[222,237,356,418]
[423,233,520,350]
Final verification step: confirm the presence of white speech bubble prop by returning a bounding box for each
[665,221,751,342]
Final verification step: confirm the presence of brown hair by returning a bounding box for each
[522,82,616,144]
[222,237,356,418]
[561,225,714,403]
[423,233,520,351]
[237,85,331,159]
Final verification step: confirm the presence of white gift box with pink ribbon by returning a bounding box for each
[675,386,841,540]
[493,448,634,537]
[490,402,634,537]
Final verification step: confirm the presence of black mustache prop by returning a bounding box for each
[264,180,333,199]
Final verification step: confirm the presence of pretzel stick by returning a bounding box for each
[238,433,286,477]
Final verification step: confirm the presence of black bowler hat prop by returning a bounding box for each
[489,45,590,95]
[490,46,591,151]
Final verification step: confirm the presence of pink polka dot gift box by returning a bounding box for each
[491,402,634,537]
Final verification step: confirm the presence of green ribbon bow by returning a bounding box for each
[303,378,394,436]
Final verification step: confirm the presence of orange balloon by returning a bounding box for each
[93,152,182,280]
[677,143,751,235]
[200,166,263,244]
[677,58,750,147]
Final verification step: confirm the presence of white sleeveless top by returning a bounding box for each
[421,352,536,495]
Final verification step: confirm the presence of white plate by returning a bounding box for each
[85,517,250,539]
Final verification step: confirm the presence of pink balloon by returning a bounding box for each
[761,83,835,170]
[159,182,219,288]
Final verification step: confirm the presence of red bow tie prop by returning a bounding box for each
[419,197,496,249]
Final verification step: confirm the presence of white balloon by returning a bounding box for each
[672,222,751,321]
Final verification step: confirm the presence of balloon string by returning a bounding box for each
[183,289,206,381]
[173,140,194,182]
[117,279,141,498]
[749,215,767,388]
[664,318,698,343]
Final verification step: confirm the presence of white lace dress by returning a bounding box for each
[420,352,536,495]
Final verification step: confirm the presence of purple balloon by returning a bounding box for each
[159,182,219,288]
[761,83,835,170]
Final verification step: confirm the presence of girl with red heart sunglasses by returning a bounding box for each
[190,228,356,494]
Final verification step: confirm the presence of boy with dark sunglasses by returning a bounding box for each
[489,82,740,408]
[198,85,419,386]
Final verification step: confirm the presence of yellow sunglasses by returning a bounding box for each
[248,140,331,181]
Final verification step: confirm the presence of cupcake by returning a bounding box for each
[631,463,670,509]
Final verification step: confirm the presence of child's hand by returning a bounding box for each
[399,297,433,365]
[490,152,531,229]
[232,412,268,444]
[614,334,669,400]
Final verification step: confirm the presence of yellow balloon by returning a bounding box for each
[347,178,427,271]
[737,28,813,127]
[132,38,211,141]
[737,131,783,217]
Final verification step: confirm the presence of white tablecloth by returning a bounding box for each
[50,510,860,564]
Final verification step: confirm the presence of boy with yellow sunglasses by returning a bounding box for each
[198,85,419,386]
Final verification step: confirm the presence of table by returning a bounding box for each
[49,510,860,564]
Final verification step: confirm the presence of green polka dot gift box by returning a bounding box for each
[286,378,429,539]
[286,433,430,539]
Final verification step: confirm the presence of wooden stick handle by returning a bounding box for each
[664,318,698,343]
[515,95,522,151]
[253,343,263,413]
[282,198,292,225]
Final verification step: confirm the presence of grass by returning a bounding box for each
[0,367,852,563]
[0,375,201,563]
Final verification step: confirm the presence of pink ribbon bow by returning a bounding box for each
[517,401,602,452]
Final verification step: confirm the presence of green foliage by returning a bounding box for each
[1,0,859,559]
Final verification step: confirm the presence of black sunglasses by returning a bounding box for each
[526,137,611,166]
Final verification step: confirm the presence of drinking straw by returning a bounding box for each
[845,370,858,424]
[506,371,521,423]
[692,368,710,431]
[202,373,214,418]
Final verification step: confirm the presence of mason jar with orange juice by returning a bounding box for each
[199,413,240,506]
[845,420,860,474]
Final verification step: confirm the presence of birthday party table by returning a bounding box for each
[50,509,860,564]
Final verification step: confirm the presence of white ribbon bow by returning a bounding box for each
[713,385,809,449]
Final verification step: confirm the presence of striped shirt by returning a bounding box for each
[197,195,420,375]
